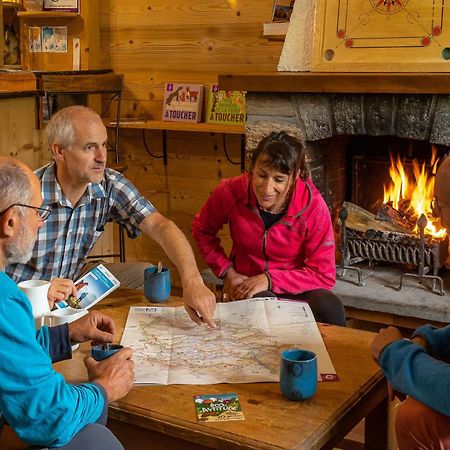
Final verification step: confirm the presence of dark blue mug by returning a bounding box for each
[91,344,124,361]
[279,349,317,401]
[144,266,171,303]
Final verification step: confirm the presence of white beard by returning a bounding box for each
[4,222,35,266]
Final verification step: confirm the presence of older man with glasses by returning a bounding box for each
[371,155,450,450]
[0,203,52,220]
[0,157,133,449]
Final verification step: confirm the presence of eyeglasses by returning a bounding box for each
[0,203,52,221]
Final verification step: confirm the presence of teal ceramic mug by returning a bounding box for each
[91,344,124,361]
[144,266,171,303]
[279,349,317,401]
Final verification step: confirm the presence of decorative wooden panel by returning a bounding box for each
[312,0,450,72]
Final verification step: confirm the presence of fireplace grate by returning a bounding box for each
[346,229,444,268]
[338,207,448,295]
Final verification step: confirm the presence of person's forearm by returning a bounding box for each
[141,216,202,283]
[380,339,450,417]
[191,208,231,278]
[412,324,450,359]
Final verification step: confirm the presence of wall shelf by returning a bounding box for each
[3,2,20,9]
[17,11,78,18]
[262,22,288,41]
[105,119,245,135]
[105,119,246,171]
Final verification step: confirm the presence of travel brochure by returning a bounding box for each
[194,393,245,422]
[55,264,120,310]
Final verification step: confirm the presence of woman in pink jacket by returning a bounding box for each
[192,131,345,326]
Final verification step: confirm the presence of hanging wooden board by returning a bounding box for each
[311,0,450,72]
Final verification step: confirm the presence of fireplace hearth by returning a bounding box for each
[220,72,450,323]
[338,205,449,295]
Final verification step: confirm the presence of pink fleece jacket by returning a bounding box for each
[192,173,336,295]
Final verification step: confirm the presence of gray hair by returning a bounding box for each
[46,105,100,150]
[0,160,33,215]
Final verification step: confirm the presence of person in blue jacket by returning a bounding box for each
[0,157,134,449]
[371,155,450,450]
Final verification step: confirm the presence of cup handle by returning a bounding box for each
[42,312,53,327]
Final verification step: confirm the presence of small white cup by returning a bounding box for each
[43,308,88,351]
[18,280,51,330]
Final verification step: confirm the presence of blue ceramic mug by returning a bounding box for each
[91,344,124,361]
[144,266,171,303]
[279,349,317,401]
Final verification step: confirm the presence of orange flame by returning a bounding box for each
[383,147,446,238]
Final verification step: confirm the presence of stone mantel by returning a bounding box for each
[219,72,450,149]
[219,72,450,94]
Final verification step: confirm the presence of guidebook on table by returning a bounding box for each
[55,264,120,310]
[194,393,245,422]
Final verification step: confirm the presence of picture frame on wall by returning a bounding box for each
[43,0,79,13]
[271,0,295,22]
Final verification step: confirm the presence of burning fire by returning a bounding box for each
[383,148,447,238]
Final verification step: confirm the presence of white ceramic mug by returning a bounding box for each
[43,307,88,351]
[18,280,51,330]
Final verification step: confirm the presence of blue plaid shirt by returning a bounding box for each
[7,163,156,283]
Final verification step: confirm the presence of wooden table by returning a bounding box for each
[54,289,388,450]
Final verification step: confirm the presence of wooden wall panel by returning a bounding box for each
[99,0,283,286]
[0,5,4,67]
[0,98,46,169]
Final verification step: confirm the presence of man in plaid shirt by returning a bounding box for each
[6,106,216,328]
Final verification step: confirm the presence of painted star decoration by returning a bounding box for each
[374,0,407,14]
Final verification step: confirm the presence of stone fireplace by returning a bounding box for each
[219,73,450,325]
[243,91,450,213]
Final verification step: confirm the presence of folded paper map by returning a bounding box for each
[121,298,337,385]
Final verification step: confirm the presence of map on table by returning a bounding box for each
[120,298,337,385]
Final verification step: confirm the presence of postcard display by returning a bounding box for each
[28,0,79,54]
